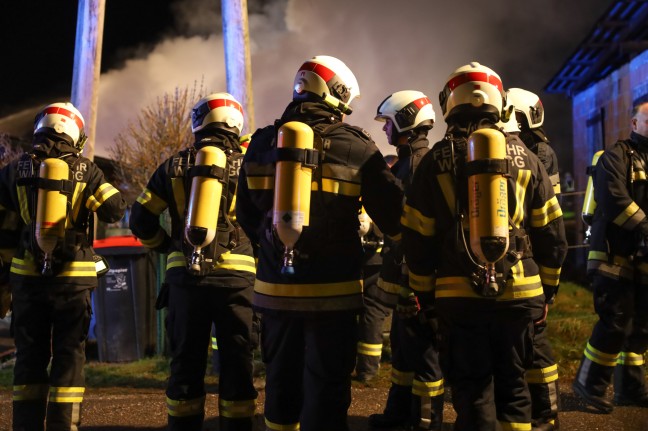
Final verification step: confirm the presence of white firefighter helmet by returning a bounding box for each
[33,102,87,150]
[293,55,360,114]
[507,87,544,129]
[375,90,435,133]
[191,92,244,135]
[497,92,520,133]
[439,62,505,122]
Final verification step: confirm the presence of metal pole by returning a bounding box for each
[71,0,106,161]
[221,0,255,134]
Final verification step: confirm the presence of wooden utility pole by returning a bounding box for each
[71,0,106,161]
[221,0,255,134]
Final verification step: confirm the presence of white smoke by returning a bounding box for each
[95,0,611,162]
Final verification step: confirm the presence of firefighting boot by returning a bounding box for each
[12,398,47,431]
[46,400,83,431]
[531,416,559,431]
[168,413,204,431]
[355,351,381,383]
[572,355,614,413]
[410,394,444,430]
[613,361,648,407]
[369,384,411,429]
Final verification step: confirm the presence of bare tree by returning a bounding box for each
[110,84,203,203]
[0,133,24,169]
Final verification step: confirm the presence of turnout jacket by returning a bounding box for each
[236,101,403,314]
[130,135,256,287]
[402,124,567,314]
[0,137,126,291]
[375,136,430,307]
[587,132,648,280]
[518,128,561,195]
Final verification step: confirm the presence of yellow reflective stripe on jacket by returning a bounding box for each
[218,398,256,418]
[314,178,361,196]
[13,384,49,401]
[357,341,382,357]
[167,395,206,417]
[136,188,168,216]
[391,368,414,386]
[245,162,275,190]
[265,418,300,431]
[530,196,562,228]
[254,279,362,298]
[17,185,30,223]
[377,277,401,295]
[401,203,435,236]
[617,351,645,366]
[216,252,256,273]
[11,255,96,277]
[171,177,186,220]
[499,421,531,431]
[49,386,85,403]
[435,273,542,300]
[587,251,634,280]
[70,182,86,225]
[538,265,561,287]
[86,182,119,211]
[511,169,531,228]
[526,364,559,384]
[139,228,167,249]
[584,341,619,367]
[437,172,456,216]
[409,271,435,293]
[167,252,186,270]
[412,377,444,397]
[247,176,274,190]
[613,201,645,230]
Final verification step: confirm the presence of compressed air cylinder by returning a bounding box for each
[273,121,315,274]
[582,150,604,226]
[467,128,509,266]
[185,146,227,272]
[35,158,69,275]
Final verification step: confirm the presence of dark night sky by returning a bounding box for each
[0,0,614,171]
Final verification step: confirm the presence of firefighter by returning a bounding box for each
[236,55,403,431]
[572,99,648,412]
[401,62,567,431]
[505,88,562,430]
[367,90,444,430]
[129,92,258,430]
[0,102,126,430]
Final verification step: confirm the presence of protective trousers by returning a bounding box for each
[356,275,392,380]
[165,282,257,431]
[12,288,91,431]
[382,315,444,430]
[574,274,648,400]
[261,312,357,431]
[439,310,534,431]
[527,322,560,428]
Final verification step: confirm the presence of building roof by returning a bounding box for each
[545,0,648,95]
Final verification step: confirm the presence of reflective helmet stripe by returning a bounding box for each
[446,71,504,95]
[206,98,243,114]
[299,61,336,82]
[40,106,85,133]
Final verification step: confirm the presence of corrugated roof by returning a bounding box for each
[545,0,648,95]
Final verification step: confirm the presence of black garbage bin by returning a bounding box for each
[93,235,158,362]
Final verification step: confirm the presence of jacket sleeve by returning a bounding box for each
[360,150,403,239]
[528,158,567,302]
[0,163,21,268]
[86,163,127,224]
[129,163,172,252]
[594,143,648,235]
[401,154,438,305]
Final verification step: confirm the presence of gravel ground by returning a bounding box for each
[1,379,647,430]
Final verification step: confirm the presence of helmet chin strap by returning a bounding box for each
[322,93,353,115]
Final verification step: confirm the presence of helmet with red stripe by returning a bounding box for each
[191,92,244,135]
[375,90,435,133]
[33,102,87,151]
[439,62,505,122]
[507,88,544,130]
[293,55,360,115]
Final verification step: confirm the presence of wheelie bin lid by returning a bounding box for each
[93,235,148,256]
